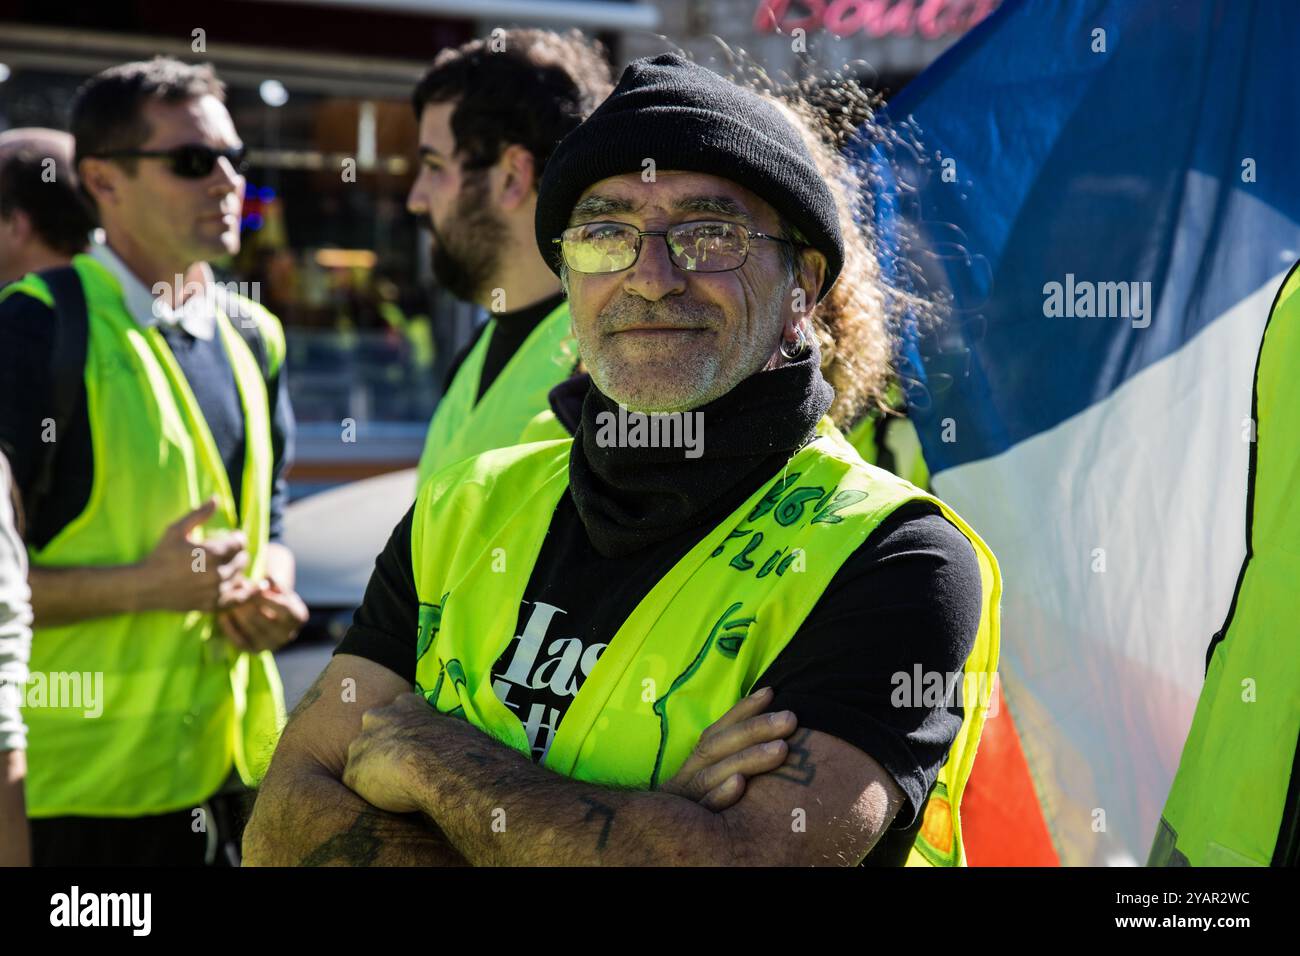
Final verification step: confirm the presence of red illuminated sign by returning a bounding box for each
[754,0,1000,39]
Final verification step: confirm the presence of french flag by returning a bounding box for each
[856,0,1300,864]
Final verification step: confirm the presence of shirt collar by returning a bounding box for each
[88,240,217,341]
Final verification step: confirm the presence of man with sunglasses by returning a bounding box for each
[0,57,304,865]
[246,55,1000,867]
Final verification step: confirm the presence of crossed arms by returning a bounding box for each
[243,653,907,866]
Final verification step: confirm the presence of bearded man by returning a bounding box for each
[245,53,1001,867]
[407,29,612,486]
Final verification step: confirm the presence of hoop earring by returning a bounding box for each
[780,324,809,361]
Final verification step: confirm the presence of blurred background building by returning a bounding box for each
[0,0,995,495]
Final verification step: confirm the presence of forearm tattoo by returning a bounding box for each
[298,810,384,867]
[579,795,617,851]
[769,728,817,786]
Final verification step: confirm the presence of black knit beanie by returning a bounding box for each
[535,53,843,300]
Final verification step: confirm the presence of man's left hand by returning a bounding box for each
[342,693,439,814]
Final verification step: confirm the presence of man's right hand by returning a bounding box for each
[138,498,254,613]
[659,686,798,811]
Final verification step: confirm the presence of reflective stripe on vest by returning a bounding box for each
[415,301,574,489]
[409,418,1001,865]
[1150,261,1300,867]
[1,254,286,817]
[225,291,286,379]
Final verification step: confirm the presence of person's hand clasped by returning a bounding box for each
[216,576,308,653]
[342,693,437,814]
[660,686,799,811]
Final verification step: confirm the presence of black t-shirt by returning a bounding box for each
[337,484,982,863]
[0,289,293,549]
[441,292,567,402]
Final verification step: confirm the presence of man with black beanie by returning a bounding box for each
[246,54,1001,867]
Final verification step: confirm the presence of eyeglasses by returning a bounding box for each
[92,144,249,179]
[555,220,796,275]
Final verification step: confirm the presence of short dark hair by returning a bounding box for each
[411,28,612,177]
[70,57,226,206]
[0,139,95,256]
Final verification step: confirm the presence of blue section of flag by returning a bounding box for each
[857,0,1300,472]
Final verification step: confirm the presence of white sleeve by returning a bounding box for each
[0,454,31,752]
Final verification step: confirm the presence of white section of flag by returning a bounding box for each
[933,271,1286,866]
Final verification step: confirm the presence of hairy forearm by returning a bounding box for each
[245,759,467,867]
[409,716,738,867]
[28,563,148,626]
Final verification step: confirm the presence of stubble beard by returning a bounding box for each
[585,292,776,413]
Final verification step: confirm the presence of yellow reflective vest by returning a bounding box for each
[415,301,574,489]
[845,384,931,490]
[1150,261,1300,866]
[409,418,1001,865]
[1,254,286,817]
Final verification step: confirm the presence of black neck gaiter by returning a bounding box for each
[568,354,834,558]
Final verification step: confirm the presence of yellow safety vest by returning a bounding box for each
[1149,261,1300,866]
[409,419,1001,865]
[415,301,574,488]
[846,384,931,489]
[1,254,286,817]
[517,408,573,444]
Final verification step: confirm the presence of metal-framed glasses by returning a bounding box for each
[91,144,249,179]
[555,220,796,275]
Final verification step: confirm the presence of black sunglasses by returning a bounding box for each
[93,144,249,179]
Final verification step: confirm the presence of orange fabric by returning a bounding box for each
[961,680,1060,866]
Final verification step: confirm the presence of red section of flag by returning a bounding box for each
[963,681,1060,866]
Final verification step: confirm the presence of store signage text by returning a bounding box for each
[754,0,1000,39]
